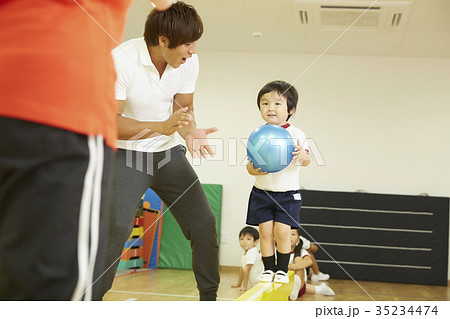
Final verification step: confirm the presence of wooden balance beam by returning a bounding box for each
[236,271,295,301]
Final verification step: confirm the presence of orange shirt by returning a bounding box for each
[0,0,132,149]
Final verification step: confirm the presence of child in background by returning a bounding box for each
[289,229,335,300]
[232,227,264,291]
[300,235,330,281]
[246,80,310,283]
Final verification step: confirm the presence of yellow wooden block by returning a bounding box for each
[129,226,144,238]
[236,271,295,301]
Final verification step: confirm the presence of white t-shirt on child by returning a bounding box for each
[241,246,264,289]
[253,124,309,192]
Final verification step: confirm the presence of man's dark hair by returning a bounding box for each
[239,226,260,241]
[257,80,299,121]
[144,1,203,48]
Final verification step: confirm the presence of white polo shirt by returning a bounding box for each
[254,124,309,192]
[112,37,199,152]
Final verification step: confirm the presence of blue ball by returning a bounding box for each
[247,124,295,173]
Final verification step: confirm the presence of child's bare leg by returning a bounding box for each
[309,244,330,281]
[259,220,275,257]
[274,222,290,254]
[259,221,276,278]
[297,270,306,287]
[309,243,319,254]
[305,284,316,294]
[308,251,320,275]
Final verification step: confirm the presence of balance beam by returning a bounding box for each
[236,271,295,301]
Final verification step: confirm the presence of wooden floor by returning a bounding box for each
[103,267,450,301]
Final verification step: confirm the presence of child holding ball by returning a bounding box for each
[246,80,310,283]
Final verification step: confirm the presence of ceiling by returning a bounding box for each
[124,0,450,59]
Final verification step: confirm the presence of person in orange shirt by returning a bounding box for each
[0,0,173,301]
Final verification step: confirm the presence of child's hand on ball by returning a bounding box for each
[291,139,309,166]
[247,161,269,175]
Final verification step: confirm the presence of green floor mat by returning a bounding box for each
[158,184,222,269]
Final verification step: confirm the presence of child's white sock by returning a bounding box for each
[289,275,302,301]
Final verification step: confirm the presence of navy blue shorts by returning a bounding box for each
[246,186,302,228]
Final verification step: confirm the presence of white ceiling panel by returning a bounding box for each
[124,0,450,59]
[353,30,404,57]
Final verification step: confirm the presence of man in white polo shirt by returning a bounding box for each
[98,2,220,301]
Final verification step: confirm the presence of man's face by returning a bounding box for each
[162,41,197,68]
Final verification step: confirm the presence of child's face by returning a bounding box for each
[290,229,300,247]
[259,91,292,126]
[239,234,257,252]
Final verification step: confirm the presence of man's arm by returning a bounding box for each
[173,93,196,139]
[116,99,191,140]
[173,93,218,158]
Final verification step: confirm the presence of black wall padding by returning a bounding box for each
[300,190,449,286]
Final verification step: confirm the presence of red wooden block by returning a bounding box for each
[143,204,163,266]
[133,217,144,227]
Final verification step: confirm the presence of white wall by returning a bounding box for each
[181,51,450,273]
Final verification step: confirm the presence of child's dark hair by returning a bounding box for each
[257,80,298,121]
[293,238,304,259]
[144,1,203,48]
[239,226,260,241]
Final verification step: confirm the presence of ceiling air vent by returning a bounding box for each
[292,0,414,31]
[299,10,310,25]
[320,5,381,28]
[391,12,403,27]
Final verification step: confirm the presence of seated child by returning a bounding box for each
[299,235,330,281]
[289,229,335,300]
[232,227,264,291]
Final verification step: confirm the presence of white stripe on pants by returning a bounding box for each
[71,136,104,301]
